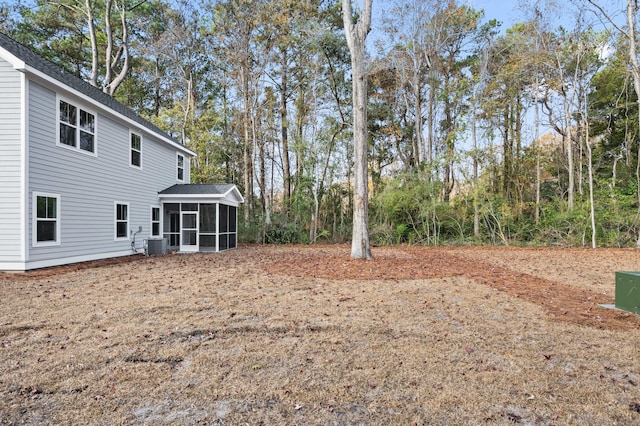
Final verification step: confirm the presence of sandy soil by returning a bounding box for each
[1,245,639,424]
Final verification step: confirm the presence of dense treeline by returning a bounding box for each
[3,0,640,247]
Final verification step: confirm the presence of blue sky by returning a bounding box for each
[368,0,525,54]
[371,0,524,31]
[470,0,522,27]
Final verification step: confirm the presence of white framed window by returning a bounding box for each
[177,154,185,182]
[115,202,130,240]
[57,97,96,155]
[150,206,161,237]
[130,132,142,168]
[33,192,60,247]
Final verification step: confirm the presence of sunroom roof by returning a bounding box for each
[158,184,244,205]
[159,184,235,195]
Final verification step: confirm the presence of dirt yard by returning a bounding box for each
[1,245,640,425]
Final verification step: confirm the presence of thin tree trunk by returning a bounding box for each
[413,73,423,164]
[585,106,596,248]
[108,0,130,95]
[104,0,114,89]
[293,85,306,197]
[181,75,192,144]
[258,125,266,215]
[515,92,523,214]
[502,108,512,199]
[535,88,541,225]
[86,0,99,87]
[280,48,291,204]
[426,72,436,166]
[472,103,480,239]
[242,67,253,222]
[564,94,574,211]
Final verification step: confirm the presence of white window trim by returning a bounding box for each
[114,201,130,241]
[130,131,143,169]
[32,192,61,247]
[150,205,161,238]
[177,153,185,182]
[56,95,98,157]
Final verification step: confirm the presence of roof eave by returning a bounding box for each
[20,63,196,158]
[158,193,243,207]
[158,193,226,199]
[0,45,26,70]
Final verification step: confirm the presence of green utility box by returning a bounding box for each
[615,271,640,314]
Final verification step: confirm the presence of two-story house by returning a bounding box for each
[0,32,243,271]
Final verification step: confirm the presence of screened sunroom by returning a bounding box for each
[158,184,244,252]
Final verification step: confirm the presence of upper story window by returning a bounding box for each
[58,99,96,155]
[130,132,142,168]
[177,154,185,182]
[33,192,60,247]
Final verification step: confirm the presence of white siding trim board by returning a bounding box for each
[21,69,28,262]
[0,249,135,271]
[0,56,26,262]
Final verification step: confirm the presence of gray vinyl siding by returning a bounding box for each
[0,57,23,262]
[27,81,187,264]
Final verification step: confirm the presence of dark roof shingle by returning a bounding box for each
[159,184,236,195]
[0,31,180,145]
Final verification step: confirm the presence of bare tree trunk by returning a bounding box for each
[585,104,596,248]
[86,0,99,87]
[103,0,130,96]
[181,75,192,144]
[52,0,129,95]
[426,84,434,166]
[266,132,275,228]
[535,93,541,225]
[311,191,319,243]
[280,48,291,204]
[258,122,266,216]
[413,74,423,164]
[472,104,480,239]
[343,0,372,260]
[242,67,253,223]
[563,93,575,211]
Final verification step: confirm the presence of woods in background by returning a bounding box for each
[3,0,640,247]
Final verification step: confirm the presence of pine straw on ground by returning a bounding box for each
[1,245,640,425]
